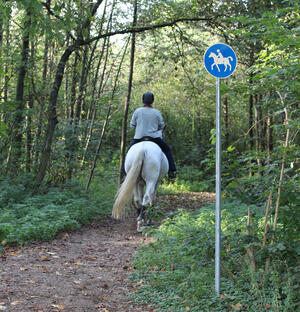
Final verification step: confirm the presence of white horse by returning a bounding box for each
[112,141,168,232]
[209,52,233,72]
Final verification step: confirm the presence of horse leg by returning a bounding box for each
[133,180,146,232]
[135,180,157,232]
[133,180,144,212]
[137,205,146,232]
[144,182,159,226]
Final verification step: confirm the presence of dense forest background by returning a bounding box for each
[0,0,298,186]
[0,0,299,310]
[0,0,299,183]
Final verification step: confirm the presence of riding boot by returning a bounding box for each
[168,171,176,180]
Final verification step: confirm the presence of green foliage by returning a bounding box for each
[159,165,215,194]
[0,171,116,246]
[131,202,300,311]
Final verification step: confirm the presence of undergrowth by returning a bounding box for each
[131,202,299,312]
[0,168,117,247]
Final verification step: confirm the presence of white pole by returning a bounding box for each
[215,78,221,296]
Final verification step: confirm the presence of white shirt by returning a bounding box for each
[130,107,165,139]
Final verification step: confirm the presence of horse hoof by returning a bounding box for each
[137,220,144,232]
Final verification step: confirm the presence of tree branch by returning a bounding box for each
[85,17,212,45]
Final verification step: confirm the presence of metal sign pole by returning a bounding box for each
[204,43,237,297]
[215,77,221,296]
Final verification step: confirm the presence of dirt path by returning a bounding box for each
[0,193,215,312]
[0,217,152,312]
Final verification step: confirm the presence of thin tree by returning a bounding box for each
[8,8,31,172]
[119,0,138,184]
[86,37,129,192]
[34,31,49,166]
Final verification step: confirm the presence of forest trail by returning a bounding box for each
[0,193,215,312]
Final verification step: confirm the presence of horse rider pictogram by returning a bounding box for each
[209,49,233,72]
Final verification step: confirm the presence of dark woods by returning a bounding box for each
[0,0,299,251]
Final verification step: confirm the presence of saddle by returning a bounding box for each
[136,136,161,149]
[137,136,169,156]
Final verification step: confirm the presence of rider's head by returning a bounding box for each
[142,91,154,106]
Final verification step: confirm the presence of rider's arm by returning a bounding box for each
[157,111,165,130]
[130,110,137,128]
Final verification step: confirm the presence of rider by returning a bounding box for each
[216,49,223,59]
[127,91,176,179]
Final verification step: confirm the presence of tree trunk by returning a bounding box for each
[36,45,76,184]
[75,45,89,123]
[272,107,290,241]
[267,111,273,159]
[248,74,254,151]
[26,39,35,172]
[265,106,290,271]
[81,38,110,166]
[8,10,31,172]
[70,53,79,122]
[34,34,49,166]
[3,22,9,104]
[254,94,262,168]
[65,52,79,180]
[119,0,138,183]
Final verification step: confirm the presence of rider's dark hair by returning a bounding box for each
[142,91,154,105]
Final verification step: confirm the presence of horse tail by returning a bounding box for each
[112,150,144,219]
[228,56,233,61]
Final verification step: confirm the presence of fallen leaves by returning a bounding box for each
[0,217,157,312]
[75,261,83,266]
[0,303,7,311]
[0,301,21,311]
[96,307,110,312]
[51,304,65,310]
[72,280,81,285]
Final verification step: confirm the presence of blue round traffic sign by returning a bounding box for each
[204,43,237,78]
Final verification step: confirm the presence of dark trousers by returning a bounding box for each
[126,137,176,173]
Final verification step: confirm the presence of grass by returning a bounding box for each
[159,165,215,194]
[130,200,300,311]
